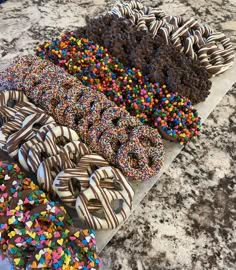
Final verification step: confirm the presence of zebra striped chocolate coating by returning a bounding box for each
[52,154,109,202]
[36,140,93,193]
[18,137,44,171]
[37,152,75,192]
[52,153,109,207]
[0,106,19,127]
[44,126,80,156]
[18,123,58,171]
[0,106,43,150]
[53,168,90,207]
[61,140,92,165]
[6,112,55,158]
[0,90,29,107]
[27,138,90,173]
[111,0,235,75]
[0,101,35,125]
[27,140,58,173]
[198,33,235,75]
[76,154,110,180]
[76,166,134,229]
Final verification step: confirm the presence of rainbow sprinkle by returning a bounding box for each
[36,33,201,144]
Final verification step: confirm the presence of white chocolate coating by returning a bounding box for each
[27,140,57,173]
[6,112,55,158]
[76,166,134,230]
[0,103,41,150]
[62,140,92,164]
[53,153,109,207]
[18,123,58,171]
[37,152,75,192]
[53,167,90,207]
[0,90,28,107]
[44,126,80,156]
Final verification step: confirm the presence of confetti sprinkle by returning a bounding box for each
[0,162,101,269]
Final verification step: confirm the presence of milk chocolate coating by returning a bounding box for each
[75,14,212,104]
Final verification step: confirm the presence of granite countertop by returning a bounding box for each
[0,0,236,269]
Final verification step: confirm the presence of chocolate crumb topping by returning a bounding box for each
[75,14,212,104]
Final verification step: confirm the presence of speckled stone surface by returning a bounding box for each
[0,0,235,269]
[100,85,236,270]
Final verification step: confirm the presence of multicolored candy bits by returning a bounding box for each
[36,33,201,144]
[0,161,101,269]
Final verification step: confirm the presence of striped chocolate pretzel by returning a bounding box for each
[37,152,75,192]
[0,106,44,151]
[6,112,55,158]
[43,126,80,156]
[0,90,29,107]
[76,166,134,229]
[18,123,58,171]
[0,90,31,125]
[53,153,109,207]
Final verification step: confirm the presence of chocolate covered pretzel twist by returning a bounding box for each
[0,93,134,231]
[52,154,108,207]
[75,13,211,104]
[0,58,165,180]
[0,105,45,151]
[6,112,55,158]
[18,123,58,171]
[76,166,134,229]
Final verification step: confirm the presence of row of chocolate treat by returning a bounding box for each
[0,57,164,180]
[35,0,234,103]
[1,53,201,145]
[0,90,135,231]
[31,0,233,147]
[111,0,234,76]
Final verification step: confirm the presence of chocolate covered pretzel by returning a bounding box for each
[0,105,44,150]
[6,112,55,158]
[18,123,58,171]
[52,154,109,207]
[76,166,134,229]
[37,152,76,192]
[0,58,165,180]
